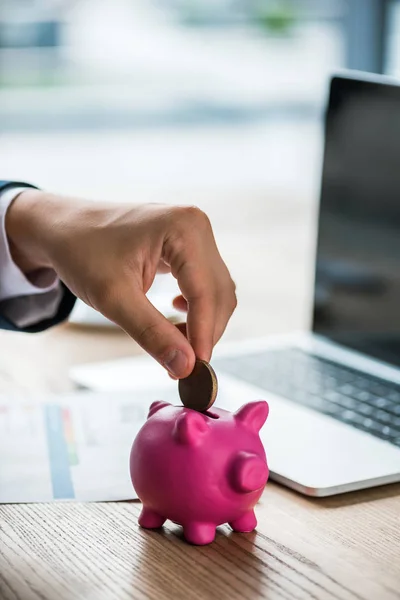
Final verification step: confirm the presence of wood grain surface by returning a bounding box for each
[1,483,400,600]
[1,192,400,599]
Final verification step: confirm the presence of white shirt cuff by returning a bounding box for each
[0,186,62,327]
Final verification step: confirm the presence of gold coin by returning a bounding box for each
[178,359,218,412]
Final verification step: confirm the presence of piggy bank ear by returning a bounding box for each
[147,401,170,419]
[234,401,269,433]
[231,451,269,493]
[173,411,208,446]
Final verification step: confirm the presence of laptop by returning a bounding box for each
[71,72,400,497]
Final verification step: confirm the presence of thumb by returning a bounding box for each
[103,287,196,379]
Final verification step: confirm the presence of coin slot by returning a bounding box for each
[204,411,219,419]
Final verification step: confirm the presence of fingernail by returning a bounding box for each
[164,349,188,379]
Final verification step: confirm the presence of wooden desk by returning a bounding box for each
[0,325,399,600]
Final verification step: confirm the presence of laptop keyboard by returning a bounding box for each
[213,348,400,447]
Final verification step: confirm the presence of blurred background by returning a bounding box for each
[0,0,398,341]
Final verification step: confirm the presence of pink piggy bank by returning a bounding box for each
[130,400,269,545]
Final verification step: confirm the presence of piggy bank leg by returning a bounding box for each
[183,522,216,545]
[138,507,166,529]
[229,510,257,533]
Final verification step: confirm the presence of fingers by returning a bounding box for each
[164,206,237,362]
[101,286,196,379]
[172,294,188,312]
[186,293,216,362]
[170,258,217,362]
[186,285,236,361]
[90,204,236,375]
[157,259,171,274]
[212,279,237,346]
[175,322,187,337]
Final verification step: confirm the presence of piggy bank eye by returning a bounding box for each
[147,401,170,419]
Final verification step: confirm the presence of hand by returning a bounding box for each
[6,190,237,378]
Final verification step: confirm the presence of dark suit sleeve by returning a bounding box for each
[0,283,76,333]
[0,180,76,332]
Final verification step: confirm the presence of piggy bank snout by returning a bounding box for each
[230,451,268,493]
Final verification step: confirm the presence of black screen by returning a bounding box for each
[313,75,400,368]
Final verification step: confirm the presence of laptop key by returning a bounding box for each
[340,397,358,410]
[375,410,392,424]
[323,391,343,403]
[388,391,400,403]
[338,384,355,396]
[369,383,391,397]
[381,426,393,438]
[341,410,359,423]
[352,389,374,402]
[354,377,373,390]
[358,403,375,416]
[369,396,392,409]
[322,402,343,416]
[391,404,400,416]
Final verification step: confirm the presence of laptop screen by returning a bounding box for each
[313,75,400,368]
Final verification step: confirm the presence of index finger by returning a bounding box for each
[173,261,216,362]
[186,291,216,362]
[99,284,196,378]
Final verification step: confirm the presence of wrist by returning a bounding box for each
[6,189,56,274]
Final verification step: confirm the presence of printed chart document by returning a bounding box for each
[0,388,176,503]
[1,355,258,504]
